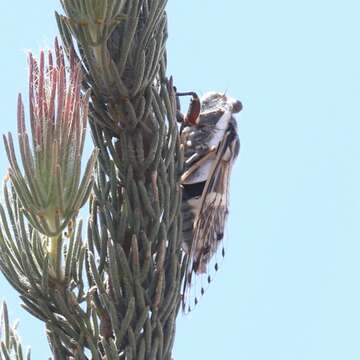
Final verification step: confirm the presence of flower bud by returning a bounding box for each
[3,39,97,246]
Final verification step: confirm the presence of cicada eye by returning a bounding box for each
[232,100,243,113]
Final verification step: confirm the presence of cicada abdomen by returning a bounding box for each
[178,91,242,313]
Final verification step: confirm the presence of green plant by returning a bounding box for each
[0,1,183,358]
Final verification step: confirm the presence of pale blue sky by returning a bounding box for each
[1,1,360,359]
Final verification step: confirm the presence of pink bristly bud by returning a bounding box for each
[3,38,98,238]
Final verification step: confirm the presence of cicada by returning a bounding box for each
[177,91,242,312]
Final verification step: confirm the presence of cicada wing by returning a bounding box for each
[182,127,239,312]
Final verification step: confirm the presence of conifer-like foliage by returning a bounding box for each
[0,0,184,358]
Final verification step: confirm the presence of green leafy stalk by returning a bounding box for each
[57,0,184,358]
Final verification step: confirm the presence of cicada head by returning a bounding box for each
[200,92,242,115]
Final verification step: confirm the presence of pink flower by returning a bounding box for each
[3,39,97,238]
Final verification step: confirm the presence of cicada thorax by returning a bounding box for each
[178,91,242,313]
